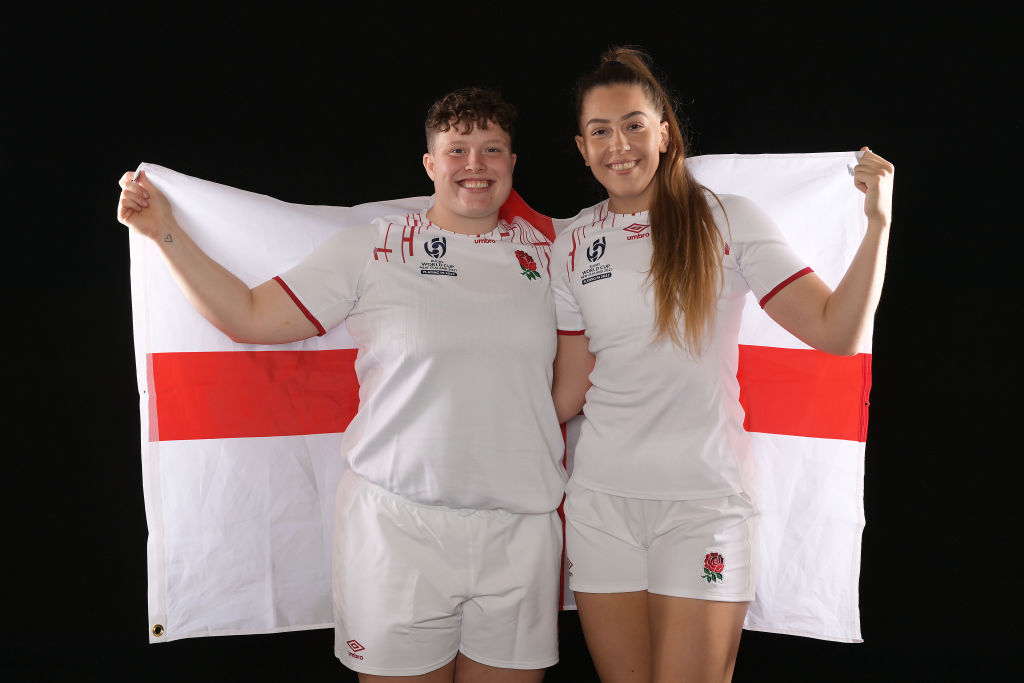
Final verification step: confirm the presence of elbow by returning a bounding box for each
[817,336,863,357]
[223,322,261,345]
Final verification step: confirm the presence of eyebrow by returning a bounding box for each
[584,111,649,127]
[448,138,508,146]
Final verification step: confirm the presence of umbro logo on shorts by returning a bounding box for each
[347,639,365,660]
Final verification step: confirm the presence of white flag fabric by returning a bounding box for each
[131,152,869,644]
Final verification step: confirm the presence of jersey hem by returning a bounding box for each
[557,329,586,336]
[569,475,742,502]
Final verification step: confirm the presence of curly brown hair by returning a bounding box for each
[425,87,517,151]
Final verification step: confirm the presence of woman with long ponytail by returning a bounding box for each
[551,47,894,682]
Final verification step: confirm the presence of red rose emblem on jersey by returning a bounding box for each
[702,552,725,583]
[515,249,541,280]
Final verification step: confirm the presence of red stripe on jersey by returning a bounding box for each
[759,267,813,308]
[381,222,394,262]
[499,189,556,241]
[738,345,871,442]
[273,276,326,336]
[146,344,868,442]
[557,329,586,336]
[402,216,415,261]
[148,350,359,441]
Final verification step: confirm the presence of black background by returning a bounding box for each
[4,3,1018,681]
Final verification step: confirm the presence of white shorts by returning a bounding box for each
[332,469,562,676]
[564,479,758,601]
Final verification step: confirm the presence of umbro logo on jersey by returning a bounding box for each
[623,223,650,240]
[424,237,447,259]
[587,237,606,262]
[346,639,365,660]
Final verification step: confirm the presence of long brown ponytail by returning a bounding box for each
[575,47,724,354]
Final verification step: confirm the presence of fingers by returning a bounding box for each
[854,147,894,173]
[851,148,894,192]
[851,148,894,224]
[118,169,150,202]
[117,169,152,225]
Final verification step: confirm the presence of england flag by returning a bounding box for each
[131,152,869,644]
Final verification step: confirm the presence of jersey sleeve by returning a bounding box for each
[274,222,377,335]
[720,195,812,308]
[550,227,586,335]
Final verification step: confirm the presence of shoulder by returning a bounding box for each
[552,201,609,254]
[710,193,779,243]
[555,200,610,237]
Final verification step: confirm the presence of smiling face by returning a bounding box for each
[423,121,516,235]
[576,83,669,214]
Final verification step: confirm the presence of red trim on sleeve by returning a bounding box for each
[273,276,326,336]
[557,329,586,336]
[758,267,813,308]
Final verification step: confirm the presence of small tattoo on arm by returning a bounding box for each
[163,233,173,243]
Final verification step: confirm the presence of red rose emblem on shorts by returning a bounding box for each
[702,552,725,583]
[515,249,541,280]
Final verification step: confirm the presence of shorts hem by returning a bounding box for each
[647,588,755,602]
[459,646,558,670]
[335,649,458,676]
[570,582,648,594]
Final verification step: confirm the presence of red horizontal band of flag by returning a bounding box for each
[148,349,359,442]
[148,345,870,443]
[737,345,871,442]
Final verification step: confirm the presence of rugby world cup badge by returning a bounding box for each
[581,237,612,285]
[420,237,457,277]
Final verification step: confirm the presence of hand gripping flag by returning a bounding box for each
[131,152,869,644]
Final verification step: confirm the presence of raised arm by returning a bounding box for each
[552,333,595,424]
[762,148,894,356]
[117,169,318,344]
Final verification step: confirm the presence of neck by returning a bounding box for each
[425,206,500,235]
[607,183,655,215]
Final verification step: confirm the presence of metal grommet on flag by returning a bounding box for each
[152,624,165,637]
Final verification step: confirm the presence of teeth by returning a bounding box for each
[609,161,638,171]
[461,180,490,188]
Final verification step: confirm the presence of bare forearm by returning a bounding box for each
[152,217,261,341]
[553,335,594,423]
[119,169,316,344]
[764,150,894,356]
[819,219,890,354]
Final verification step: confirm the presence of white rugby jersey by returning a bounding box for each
[551,195,811,500]
[276,211,566,513]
